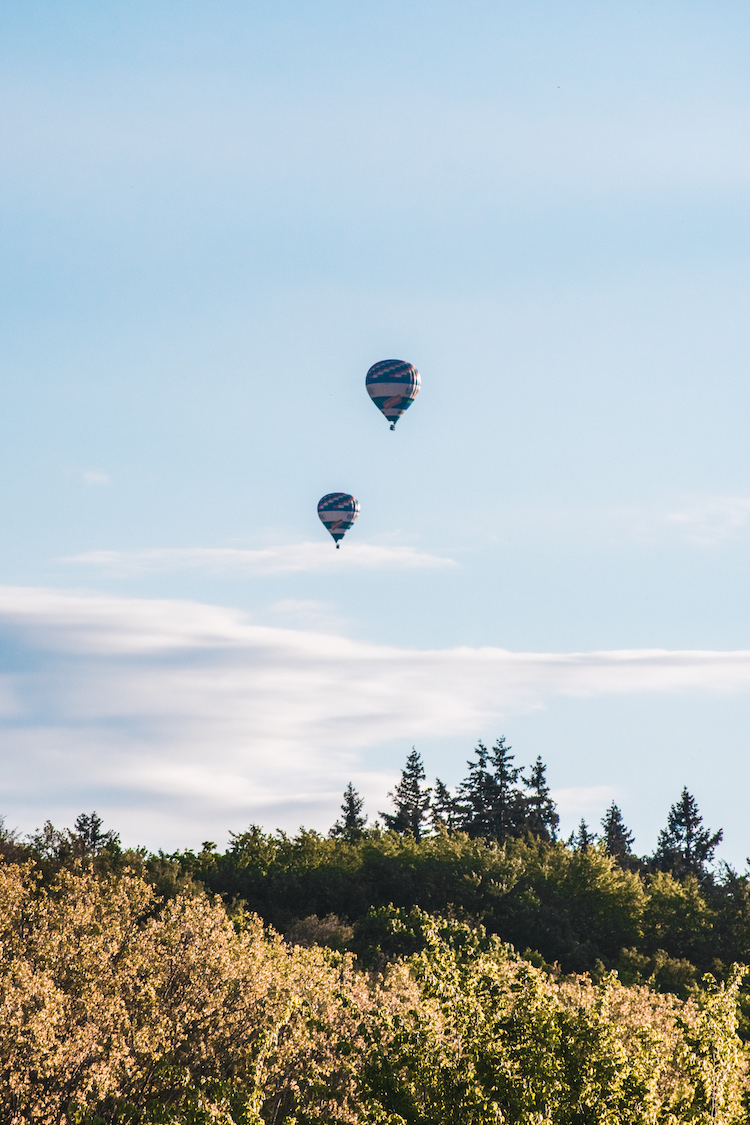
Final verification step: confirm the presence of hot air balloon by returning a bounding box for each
[318,493,360,548]
[366,359,420,430]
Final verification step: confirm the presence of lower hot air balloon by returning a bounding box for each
[318,493,359,548]
[366,359,420,430]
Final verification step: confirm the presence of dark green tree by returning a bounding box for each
[601,803,634,863]
[486,736,524,842]
[73,811,120,856]
[458,738,525,842]
[431,778,461,833]
[569,819,596,851]
[0,815,28,863]
[381,749,432,841]
[329,782,368,842]
[457,741,497,838]
[520,756,559,842]
[653,788,722,879]
[29,813,120,863]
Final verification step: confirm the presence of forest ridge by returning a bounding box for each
[1,738,749,1123]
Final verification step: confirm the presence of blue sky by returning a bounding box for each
[1,1,750,861]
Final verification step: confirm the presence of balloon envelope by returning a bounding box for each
[318,493,360,547]
[366,359,420,429]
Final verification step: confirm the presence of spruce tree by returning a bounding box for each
[601,803,634,863]
[521,756,559,842]
[458,737,523,843]
[569,819,596,851]
[381,749,432,840]
[487,737,524,841]
[329,782,368,842]
[653,788,722,879]
[431,778,461,833]
[457,741,499,838]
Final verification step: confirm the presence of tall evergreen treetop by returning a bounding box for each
[457,741,497,838]
[457,737,526,842]
[521,756,559,842]
[431,778,461,833]
[653,788,723,879]
[381,749,432,841]
[329,783,368,842]
[486,736,525,841]
[569,819,596,851]
[601,803,634,863]
[73,812,119,856]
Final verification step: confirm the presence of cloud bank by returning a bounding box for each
[665,497,750,546]
[2,586,750,847]
[62,543,456,576]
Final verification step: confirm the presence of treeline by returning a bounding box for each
[346,742,723,882]
[0,739,740,997]
[0,860,747,1123]
[2,737,750,1122]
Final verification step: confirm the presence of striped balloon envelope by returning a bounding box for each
[317,493,360,548]
[365,359,420,430]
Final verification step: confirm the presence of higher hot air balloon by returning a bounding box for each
[318,492,360,548]
[366,359,420,430]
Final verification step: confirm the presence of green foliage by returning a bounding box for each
[568,818,597,851]
[15,804,750,1009]
[642,871,716,965]
[1,853,749,1122]
[677,967,748,1123]
[356,909,748,1124]
[601,803,635,864]
[430,778,461,833]
[330,783,368,843]
[149,827,750,988]
[457,737,523,841]
[654,788,723,880]
[381,749,432,840]
[522,756,560,843]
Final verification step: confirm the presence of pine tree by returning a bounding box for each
[431,778,461,833]
[520,756,559,842]
[569,819,596,851]
[600,803,634,863]
[381,749,432,841]
[486,737,524,842]
[458,737,523,843]
[329,782,368,842]
[72,812,119,856]
[457,741,499,838]
[653,788,722,878]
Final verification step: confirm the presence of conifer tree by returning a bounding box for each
[457,741,497,838]
[381,749,432,841]
[431,778,461,833]
[601,803,634,863]
[329,782,368,842]
[569,819,596,851]
[521,756,559,842]
[486,736,524,842]
[653,788,722,878]
[458,737,523,843]
[73,811,119,856]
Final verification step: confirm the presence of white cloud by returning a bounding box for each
[61,543,456,576]
[665,497,750,546]
[552,786,619,819]
[78,471,110,487]
[263,599,346,631]
[2,586,750,848]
